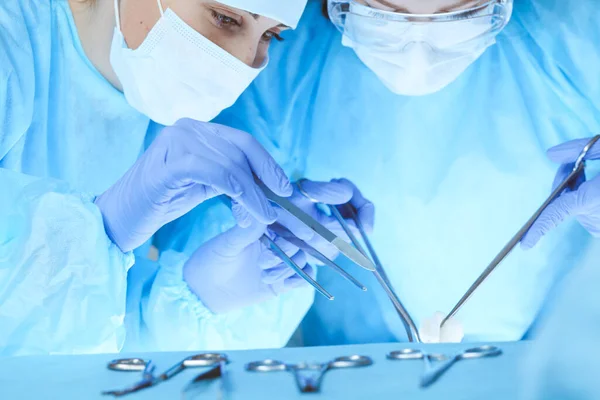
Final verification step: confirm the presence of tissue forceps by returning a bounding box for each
[246,355,373,393]
[103,354,228,397]
[256,178,375,272]
[103,360,156,397]
[420,345,502,388]
[221,196,334,300]
[260,234,334,300]
[442,135,600,327]
[269,223,367,292]
[296,179,421,343]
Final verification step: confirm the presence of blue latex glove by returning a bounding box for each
[95,118,292,252]
[236,178,374,265]
[522,137,600,249]
[183,208,314,314]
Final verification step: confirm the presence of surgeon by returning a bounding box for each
[521,193,600,400]
[519,141,600,400]
[0,0,313,356]
[199,0,600,345]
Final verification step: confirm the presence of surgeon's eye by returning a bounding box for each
[261,30,284,43]
[211,10,242,27]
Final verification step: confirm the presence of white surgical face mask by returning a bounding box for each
[342,34,490,96]
[333,0,512,96]
[110,0,265,125]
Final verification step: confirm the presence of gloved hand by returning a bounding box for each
[522,137,600,249]
[95,118,292,252]
[183,209,315,314]
[237,178,375,264]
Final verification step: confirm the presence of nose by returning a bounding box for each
[401,40,433,53]
[400,41,438,64]
[252,52,267,68]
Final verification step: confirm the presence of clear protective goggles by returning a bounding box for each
[328,0,513,54]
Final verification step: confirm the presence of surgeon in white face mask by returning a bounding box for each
[327,0,513,95]
[0,0,312,356]
[95,0,303,125]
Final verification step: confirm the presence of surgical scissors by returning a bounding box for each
[182,357,230,399]
[386,348,449,381]
[442,134,600,327]
[103,360,156,397]
[296,179,421,343]
[246,355,373,393]
[419,345,502,388]
[107,358,147,372]
[387,349,448,364]
[103,353,228,397]
[156,353,229,383]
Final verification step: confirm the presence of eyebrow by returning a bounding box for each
[249,12,289,28]
[371,0,481,13]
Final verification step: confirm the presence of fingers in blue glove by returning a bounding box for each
[270,264,316,295]
[296,180,354,205]
[333,178,375,234]
[261,251,308,284]
[167,149,277,225]
[547,137,600,164]
[259,236,302,269]
[274,208,315,242]
[211,216,268,257]
[283,264,316,288]
[205,122,293,197]
[521,190,579,250]
[176,120,291,225]
[551,162,586,192]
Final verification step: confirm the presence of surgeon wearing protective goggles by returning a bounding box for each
[206,0,600,346]
[0,0,314,356]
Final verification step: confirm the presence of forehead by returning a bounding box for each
[359,0,483,14]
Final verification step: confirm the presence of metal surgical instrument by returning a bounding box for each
[103,360,156,397]
[156,353,229,383]
[256,178,376,272]
[442,135,600,327]
[220,196,334,300]
[246,355,373,393]
[182,357,230,399]
[260,234,334,300]
[386,349,448,379]
[296,179,421,343]
[104,353,228,397]
[269,223,367,292]
[419,345,502,388]
[107,358,148,372]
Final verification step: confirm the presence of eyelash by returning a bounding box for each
[211,10,284,43]
[262,31,284,43]
[211,10,241,27]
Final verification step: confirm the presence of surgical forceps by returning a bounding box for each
[256,179,375,272]
[103,360,156,397]
[296,179,421,343]
[419,345,502,388]
[269,223,367,292]
[182,357,230,399]
[224,184,371,300]
[107,358,148,372]
[387,349,448,365]
[103,353,228,397]
[442,135,600,327]
[156,353,229,383]
[246,355,373,393]
[260,234,334,300]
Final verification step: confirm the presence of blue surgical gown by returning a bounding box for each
[0,0,311,356]
[211,0,600,345]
